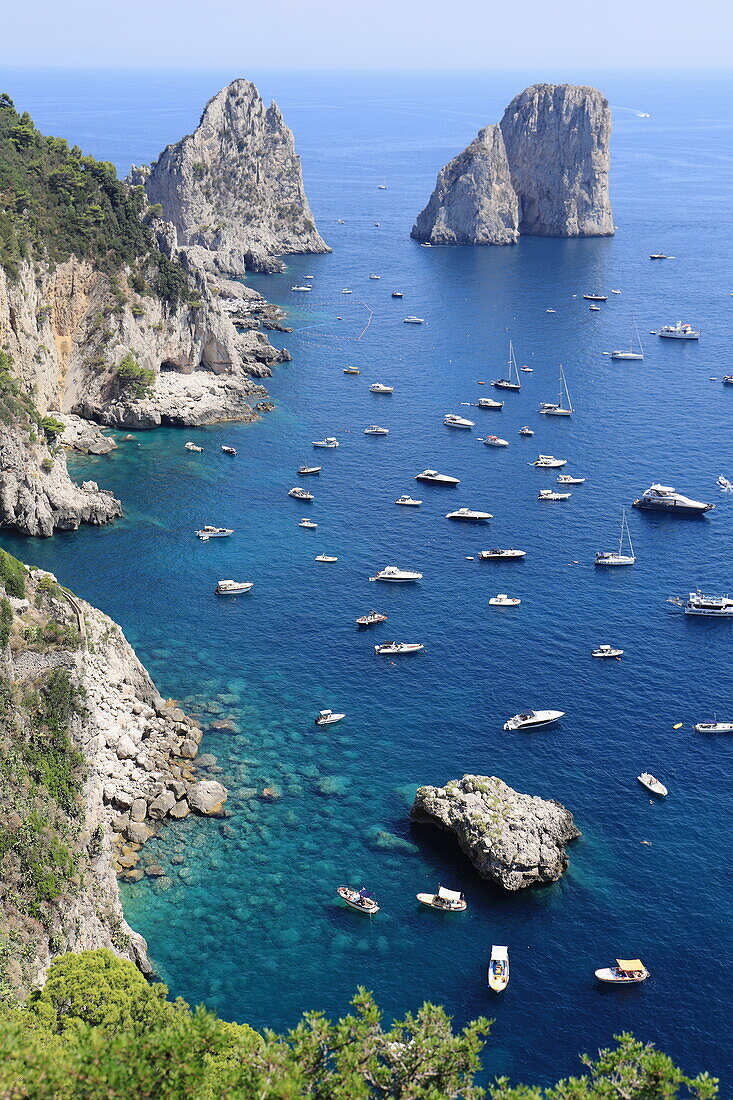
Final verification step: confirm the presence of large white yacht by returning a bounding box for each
[215,580,253,595]
[694,719,733,734]
[669,591,733,617]
[415,469,460,485]
[633,484,714,514]
[443,413,475,429]
[539,364,573,416]
[374,642,424,655]
[503,709,564,731]
[369,566,423,582]
[446,508,493,523]
[478,548,526,560]
[370,383,394,394]
[595,509,635,566]
[312,437,340,448]
[658,321,700,339]
[477,397,504,409]
[196,526,233,540]
[532,454,567,468]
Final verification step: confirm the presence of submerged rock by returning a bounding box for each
[410,774,580,890]
[187,780,228,815]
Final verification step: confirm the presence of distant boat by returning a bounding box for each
[337,886,378,913]
[315,554,338,563]
[364,425,389,435]
[611,317,645,360]
[539,364,573,416]
[312,437,340,448]
[374,642,424,655]
[316,709,345,726]
[369,566,423,583]
[403,316,424,324]
[595,508,635,566]
[395,495,422,506]
[518,426,534,436]
[392,291,404,298]
[343,366,360,375]
[215,580,253,595]
[415,469,460,485]
[668,590,733,616]
[532,454,566,468]
[491,340,521,391]
[291,285,312,292]
[288,487,314,501]
[489,593,520,606]
[221,445,237,455]
[694,719,733,734]
[299,518,317,529]
[370,383,394,394]
[595,959,649,983]
[369,274,380,279]
[377,184,387,190]
[538,489,571,501]
[417,885,466,911]
[633,484,713,514]
[477,397,504,409]
[446,508,493,523]
[657,321,699,340]
[185,442,203,452]
[638,772,667,796]
[488,946,509,992]
[297,466,322,476]
[479,435,509,447]
[478,548,526,560]
[356,611,388,627]
[558,475,585,485]
[591,644,623,658]
[583,293,607,302]
[196,526,233,541]
[503,709,564,731]
[444,413,475,429]
[650,253,670,260]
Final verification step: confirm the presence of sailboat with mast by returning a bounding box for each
[491,341,521,391]
[539,364,573,416]
[611,318,645,361]
[595,508,636,566]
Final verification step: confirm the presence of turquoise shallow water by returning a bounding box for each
[1,68,732,1086]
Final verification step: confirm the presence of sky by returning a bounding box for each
[2,0,728,69]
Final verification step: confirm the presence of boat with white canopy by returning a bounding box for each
[638,772,667,796]
[488,946,509,992]
[595,959,649,983]
[416,886,467,912]
[337,886,379,914]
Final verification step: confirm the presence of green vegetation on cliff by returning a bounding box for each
[0,950,717,1099]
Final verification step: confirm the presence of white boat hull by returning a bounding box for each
[695,722,733,734]
[595,968,648,983]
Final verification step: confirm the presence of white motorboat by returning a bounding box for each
[392,291,404,298]
[611,317,645,360]
[668,590,733,616]
[532,454,567,468]
[215,580,253,595]
[694,719,733,734]
[291,285,312,292]
[589,304,601,311]
[479,435,509,447]
[378,184,387,190]
[595,959,649,984]
[592,644,623,658]
[364,425,389,435]
[185,442,203,452]
[658,321,699,339]
[491,340,522,391]
[316,709,346,726]
[299,518,317,529]
[518,426,534,436]
[722,376,733,386]
[395,495,422,506]
[356,611,388,627]
[520,366,533,373]
[403,316,424,324]
[369,566,423,583]
[315,554,338,562]
[446,508,493,522]
[415,469,460,485]
[370,383,394,394]
[443,413,475,429]
[289,487,314,500]
[583,293,607,302]
[633,484,713,514]
[546,308,556,313]
[341,288,352,294]
[488,946,509,992]
[558,475,585,485]
[638,772,667,796]
[477,397,504,409]
[369,274,380,279]
[312,437,340,448]
[478,548,526,560]
[337,886,379,914]
[489,593,520,606]
[504,709,564,731]
[717,474,733,490]
[374,642,424,655]
[650,252,670,259]
[221,445,237,455]
[595,509,635,566]
[539,364,573,416]
[343,366,360,374]
[196,526,233,540]
[538,489,571,501]
[416,886,466,911]
[297,465,321,476]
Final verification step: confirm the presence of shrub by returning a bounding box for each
[0,548,26,598]
[113,352,155,400]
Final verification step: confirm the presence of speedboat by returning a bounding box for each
[364,425,389,435]
[592,644,623,658]
[539,365,573,416]
[299,518,317,529]
[443,413,475,429]
[489,593,520,606]
[370,383,394,394]
[650,252,670,259]
[583,293,607,301]
[343,366,360,375]
[538,489,571,501]
[595,959,649,983]
[657,321,699,339]
[415,469,460,485]
[297,466,321,476]
[395,495,422,506]
[392,291,404,298]
[488,946,509,992]
[356,611,388,627]
[291,285,312,292]
[403,316,424,324]
[596,509,635,565]
[638,772,667,796]
[341,288,352,294]
[312,437,340,448]
[374,642,424,655]
[518,426,534,436]
[503,709,564,731]
[369,566,423,582]
[491,340,522,390]
[589,304,601,311]
[221,446,237,455]
[337,886,379,914]
[558,475,585,485]
[447,508,492,523]
[196,526,233,540]
[369,274,380,280]
[722,376,733,386]
[184,442,203,452]
[215,580,253,595]
[717,475,733,490]
[694,719,733,734]
[289,487,314,501]
[477,397,504,409]
[315,710,345,726]
[478,549,526,560]
[479,434,509,447]
[633,484,713,514]
[315,554,338,562]
[377,185,387,190]
[416,886,466,912]
[532,454,566,468]
[521,366,533,372]
[669,590,733,616]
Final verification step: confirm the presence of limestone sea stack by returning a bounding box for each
[132,79,330,274]
[411,84,613,245]
[410,774,580,890]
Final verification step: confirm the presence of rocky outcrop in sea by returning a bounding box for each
[130,78,330,275]
[411,774,580,890]
[412,84,613,245]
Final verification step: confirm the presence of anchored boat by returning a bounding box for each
[595,959,649,984]
[337,886,379,914]
[539,364,573,416]
[488,946,509,992]
[491,340,522,391]
[504,710,564,731]
[417,886,466,912]
[595,509,636,566]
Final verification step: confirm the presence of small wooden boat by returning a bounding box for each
[315,710,345,726]
[595,958,649,983]
[416,886,466,912]
[637,773,667,796]
[337,886,379,914]
[488,946,509,992]
[356,611,387,627]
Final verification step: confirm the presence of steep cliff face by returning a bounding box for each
[500,84,613,237]
[411,83,613,246]
[132,79,330,275]
[411,125,519,245]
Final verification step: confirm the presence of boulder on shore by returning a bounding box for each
[410,774,580,890]
[187,780,228,816]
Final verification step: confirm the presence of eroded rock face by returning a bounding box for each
[133,78,330,274]
[411,125,519,245]
[411,774,580,890]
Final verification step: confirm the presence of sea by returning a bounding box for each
[1,66,732,1088]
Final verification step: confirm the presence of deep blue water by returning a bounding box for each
[1,67,732,1087]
